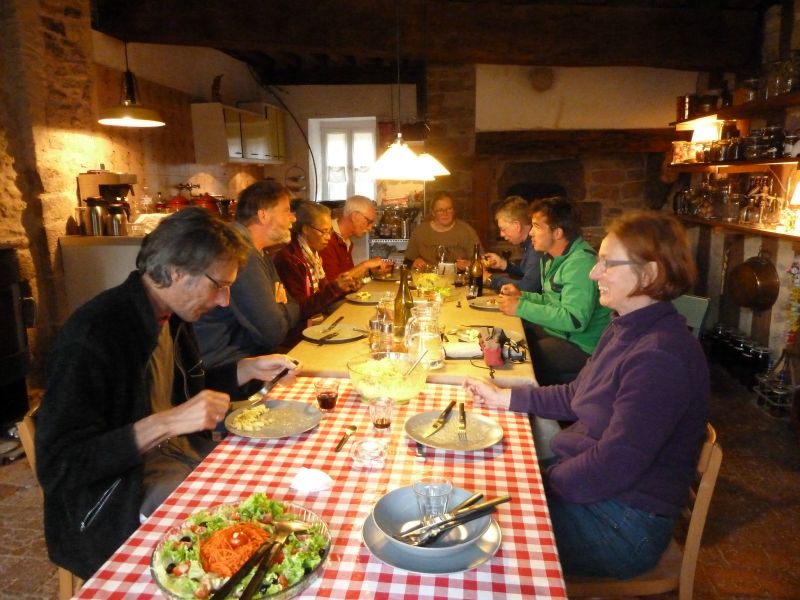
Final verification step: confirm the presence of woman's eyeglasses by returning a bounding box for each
[309,225,333,236]
[591,258,639,274]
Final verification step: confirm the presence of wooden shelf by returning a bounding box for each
[672,91,800,128]
[677,214,800,242]
[669,157,799,173]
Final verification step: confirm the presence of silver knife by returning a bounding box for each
[423,400,457,438]
[316,331,339,345]
[321,315,344,333]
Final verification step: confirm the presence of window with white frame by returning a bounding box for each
[313,117,376,201]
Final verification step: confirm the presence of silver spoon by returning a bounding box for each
[404,350,428,376]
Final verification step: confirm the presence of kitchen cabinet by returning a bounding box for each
[238,102,286,162]
[191,102,285,165]
[59,236,142,318]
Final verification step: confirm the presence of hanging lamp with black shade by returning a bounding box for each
[370,2,447,181]
[98,42,165,128]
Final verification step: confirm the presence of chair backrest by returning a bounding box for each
[679,423,722,596]
[17,405,38,475]
[16,404,84,599]
[672,294,710,339]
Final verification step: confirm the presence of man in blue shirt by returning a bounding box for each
[484,195,543,293]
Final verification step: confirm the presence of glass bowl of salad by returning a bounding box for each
[347,351,429,404]
[150,493,330,600]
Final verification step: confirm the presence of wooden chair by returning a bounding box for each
[672,294,710,339]
[566,423,722,600]
[17,405,84,600]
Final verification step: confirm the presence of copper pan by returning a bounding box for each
[728,252,779,311]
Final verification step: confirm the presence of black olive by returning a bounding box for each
[166,562,176,574]
[259,583,269,593]
[180,536,192,543]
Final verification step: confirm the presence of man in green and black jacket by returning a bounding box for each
[497,197,610,385]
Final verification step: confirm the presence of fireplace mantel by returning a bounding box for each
[475,128,677,156]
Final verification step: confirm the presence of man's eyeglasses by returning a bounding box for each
[355,211,375,226]
[309,225,333,236]
[204,273,233,293]
[592,258,639,274]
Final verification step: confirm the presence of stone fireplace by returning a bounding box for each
[470,129,676,253]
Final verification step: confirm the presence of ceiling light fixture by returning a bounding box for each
[98,42,165,128]
[371,3,448,181]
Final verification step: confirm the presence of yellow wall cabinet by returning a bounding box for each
[191,102,286,165]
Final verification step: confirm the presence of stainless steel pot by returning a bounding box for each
[728,252,780,310]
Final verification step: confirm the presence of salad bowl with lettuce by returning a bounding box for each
[150,493,330,599]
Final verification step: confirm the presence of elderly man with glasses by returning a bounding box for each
[404,191,482,270]
[319,195,390,281]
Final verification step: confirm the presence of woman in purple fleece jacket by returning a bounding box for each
[465,211,709,579]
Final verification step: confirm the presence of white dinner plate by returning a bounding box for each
[371,271,401,282]
[405,411,503,452]
[302,323,366,343]
[345,291,380,304]
[225,399,321,439]
[361,512,501,574]
[468,296,501,311]
[450,326,523,344]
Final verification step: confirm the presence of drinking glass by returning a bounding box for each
[413,477,452,525]
[313,379,339,412]
[368,397,393,434]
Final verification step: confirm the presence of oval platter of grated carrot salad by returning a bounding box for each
[150,493,330,599]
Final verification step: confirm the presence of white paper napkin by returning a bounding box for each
[290,467,333,493]
[444,341,482,358]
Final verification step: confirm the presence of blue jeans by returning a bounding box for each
[547,495,675,579]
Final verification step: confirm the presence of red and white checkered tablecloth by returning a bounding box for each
[75,378,566,599]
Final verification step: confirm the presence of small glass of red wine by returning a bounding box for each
[313,379,340,412]
[368,397,393,435]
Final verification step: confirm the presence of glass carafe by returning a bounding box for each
[404,305,445,370]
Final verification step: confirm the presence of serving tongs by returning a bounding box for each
[234,519,309,600]
[209,539,276,600]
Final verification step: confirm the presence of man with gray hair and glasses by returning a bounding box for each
[319,194,392,281]
[36,207,298,581]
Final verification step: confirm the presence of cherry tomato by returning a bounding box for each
[194,582,210,598]
[259,513,273,524]
[278,574,289,588]
[230,530,249,548]
[172,560,192,576]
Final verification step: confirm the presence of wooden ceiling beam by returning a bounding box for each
[94,0,762,71]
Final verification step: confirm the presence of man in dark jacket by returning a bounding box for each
[35,208,298,580]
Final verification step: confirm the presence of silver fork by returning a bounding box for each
[457,402,467,442]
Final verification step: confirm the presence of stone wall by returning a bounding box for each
[0,1,263,385]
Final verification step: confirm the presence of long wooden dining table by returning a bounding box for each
[74,377,566,598]
[289,279,538,388]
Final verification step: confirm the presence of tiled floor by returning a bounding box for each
[0,364,798,599]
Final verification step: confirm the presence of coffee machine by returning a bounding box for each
[77,169,137,235]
